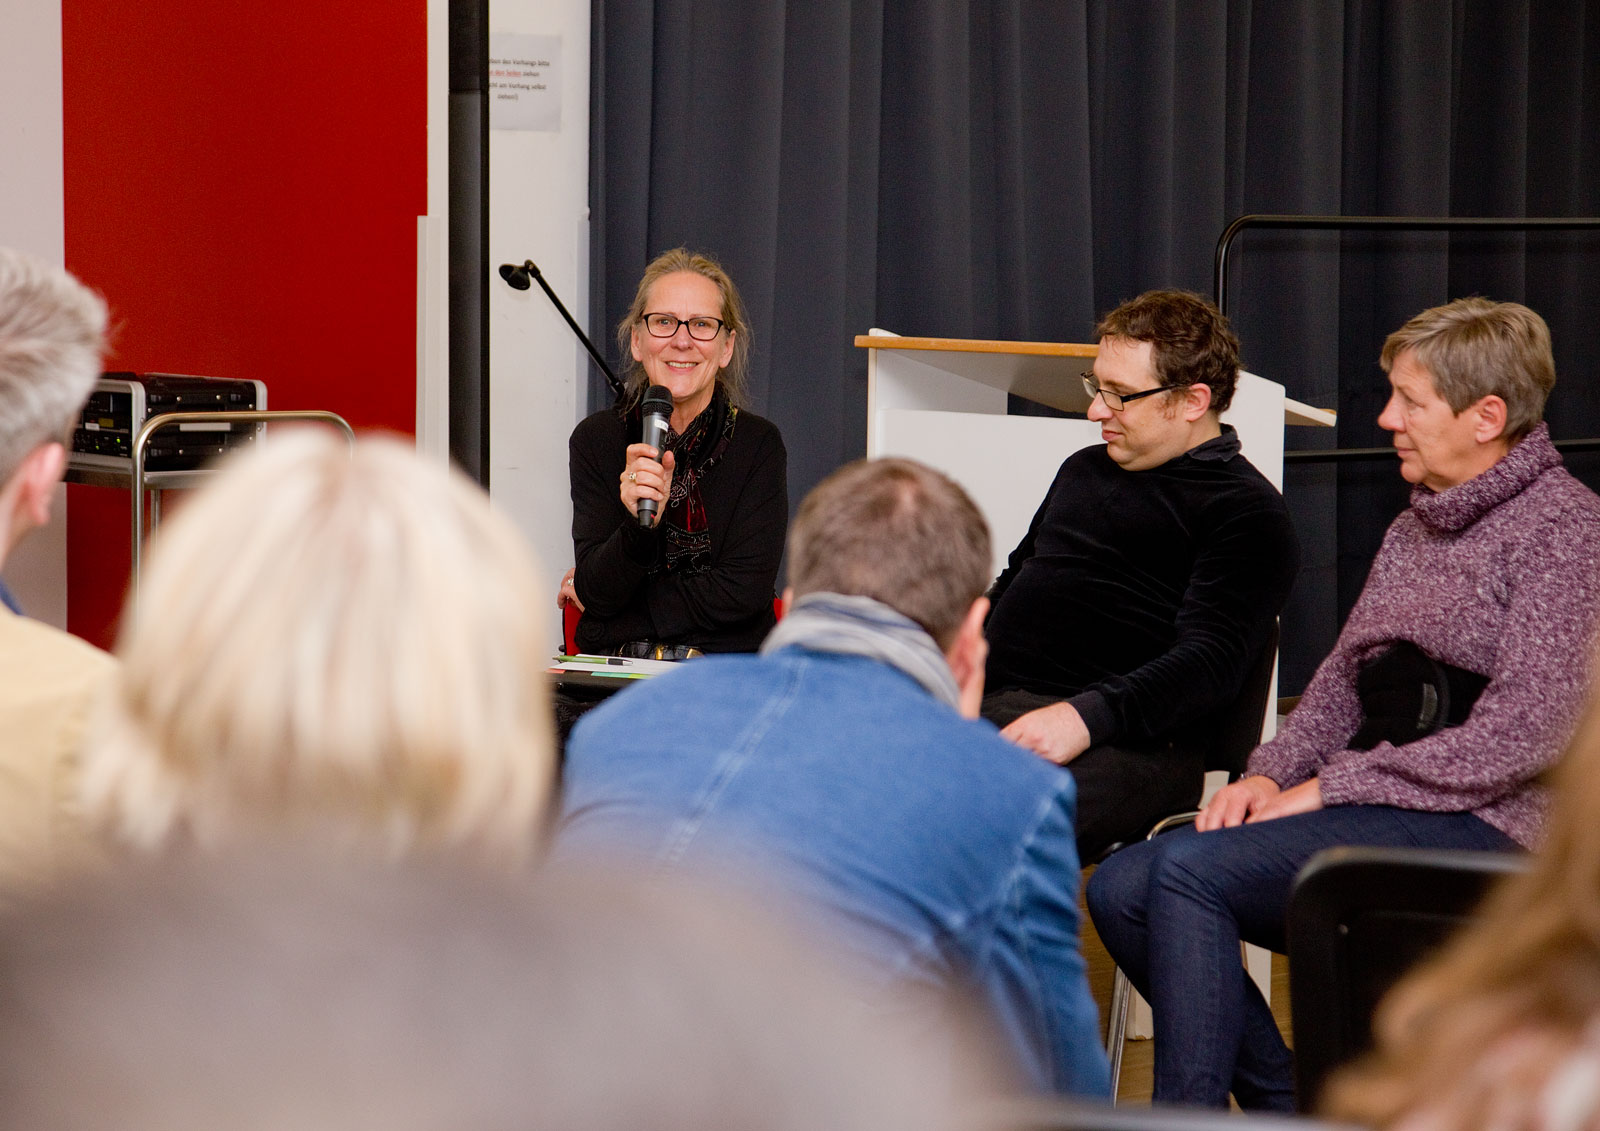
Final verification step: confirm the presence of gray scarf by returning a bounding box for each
[760,592,961,710]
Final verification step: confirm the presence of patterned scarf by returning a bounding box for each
[629,388,737,574]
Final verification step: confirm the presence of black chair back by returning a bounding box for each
[1287,845,1529,1110]
[1206,621,1280,776]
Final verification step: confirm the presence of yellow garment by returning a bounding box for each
[0,607,115,894]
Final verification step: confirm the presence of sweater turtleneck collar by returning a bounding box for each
[1180,424,1241,464]
[1410,422,1561,534]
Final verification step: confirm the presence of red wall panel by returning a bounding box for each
[61,0,427,647]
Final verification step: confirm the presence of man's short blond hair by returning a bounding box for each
[787,459,990,648]
[0,248,108,484]
[1381,298,1556,442]
[82,431,555,866]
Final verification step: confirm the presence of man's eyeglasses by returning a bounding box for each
[1081,372,1171,412]
[642,313,727,341]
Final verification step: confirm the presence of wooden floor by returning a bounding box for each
[1080,867,1294,1105]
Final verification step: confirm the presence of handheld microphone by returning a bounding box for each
[636,385,675,529]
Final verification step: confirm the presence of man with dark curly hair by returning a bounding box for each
[982,289,1300,859]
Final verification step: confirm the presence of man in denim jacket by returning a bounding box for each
[560,458,1109,1097]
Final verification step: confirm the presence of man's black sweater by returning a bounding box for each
[984,428,1299,754]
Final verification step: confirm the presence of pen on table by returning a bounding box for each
[561,656,628,666]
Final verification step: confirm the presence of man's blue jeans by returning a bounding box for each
[1085,805,1516,1110]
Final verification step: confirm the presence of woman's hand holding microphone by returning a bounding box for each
[620,444,675,521]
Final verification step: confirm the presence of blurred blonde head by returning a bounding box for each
[82,430,555,866]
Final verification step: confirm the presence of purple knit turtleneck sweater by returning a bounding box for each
[1249,424,1600,849]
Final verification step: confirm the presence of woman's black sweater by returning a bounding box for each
[568,404,787,654]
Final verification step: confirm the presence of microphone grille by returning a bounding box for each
[641,385,675,415]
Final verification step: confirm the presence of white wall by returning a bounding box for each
[417,0,451,466]
[0,0,69,628]
[486,0,590,586]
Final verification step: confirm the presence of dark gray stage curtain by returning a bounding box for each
[589,0,1600,692]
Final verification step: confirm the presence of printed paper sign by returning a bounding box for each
[489,34,561,132]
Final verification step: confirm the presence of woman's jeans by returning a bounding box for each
[1085,805,1517,1110]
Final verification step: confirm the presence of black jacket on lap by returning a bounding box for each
[568,398,787,655]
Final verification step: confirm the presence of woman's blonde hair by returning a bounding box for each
[82,430,555,867]
[613,247,751,410]
[1324,686,1600,1128]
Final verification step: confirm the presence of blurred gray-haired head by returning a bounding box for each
[0,247,107,486]
[0,844,1001,1131]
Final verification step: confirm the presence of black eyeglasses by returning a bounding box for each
[641,313,727,341]
[1081,372,1171,412]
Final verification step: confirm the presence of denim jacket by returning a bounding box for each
[560,646,1110,1097]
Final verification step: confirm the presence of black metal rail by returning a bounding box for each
[1214,214,1600,462]
[1285,438,1600,465]
[1214,214,1600,317]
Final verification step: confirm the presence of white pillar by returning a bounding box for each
[484,0,590,586]
[0,0,69,628]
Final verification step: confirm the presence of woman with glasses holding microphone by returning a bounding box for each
[556,249,787,713]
